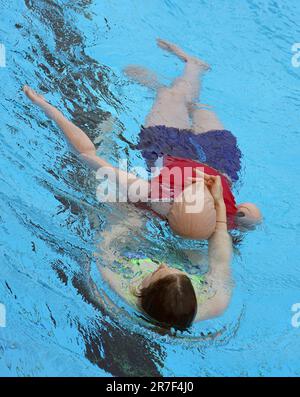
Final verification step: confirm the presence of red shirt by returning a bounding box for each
[151,156,238,229]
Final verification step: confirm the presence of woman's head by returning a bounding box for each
[137,264,197,331]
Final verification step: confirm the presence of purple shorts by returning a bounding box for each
[136,125,242,182]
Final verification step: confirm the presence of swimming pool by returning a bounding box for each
[0,0,300,376]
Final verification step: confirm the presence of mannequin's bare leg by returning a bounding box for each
[141,39,210,129]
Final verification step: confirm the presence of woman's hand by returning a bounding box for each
[205,175,223,204]
[193,169,224,204]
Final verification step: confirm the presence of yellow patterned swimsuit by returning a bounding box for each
[112,257,209,309]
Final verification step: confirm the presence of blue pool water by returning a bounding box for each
[0,0,300,376]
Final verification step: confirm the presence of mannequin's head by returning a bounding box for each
[236,202,262,230]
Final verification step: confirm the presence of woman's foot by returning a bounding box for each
[23,85,47,107]
[157,38,210,71]
[123,65,162,90]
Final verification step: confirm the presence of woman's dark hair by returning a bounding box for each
[138,273,197,331]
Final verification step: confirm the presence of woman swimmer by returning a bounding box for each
[23,38,261,330]
[99,176,232,331]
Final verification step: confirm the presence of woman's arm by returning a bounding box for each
[194,176,233,322]
[96,208,146,302]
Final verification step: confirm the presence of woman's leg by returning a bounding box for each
[136,39,210,129]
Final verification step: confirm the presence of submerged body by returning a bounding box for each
[23,38,261,331]
[100,225,232,325]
